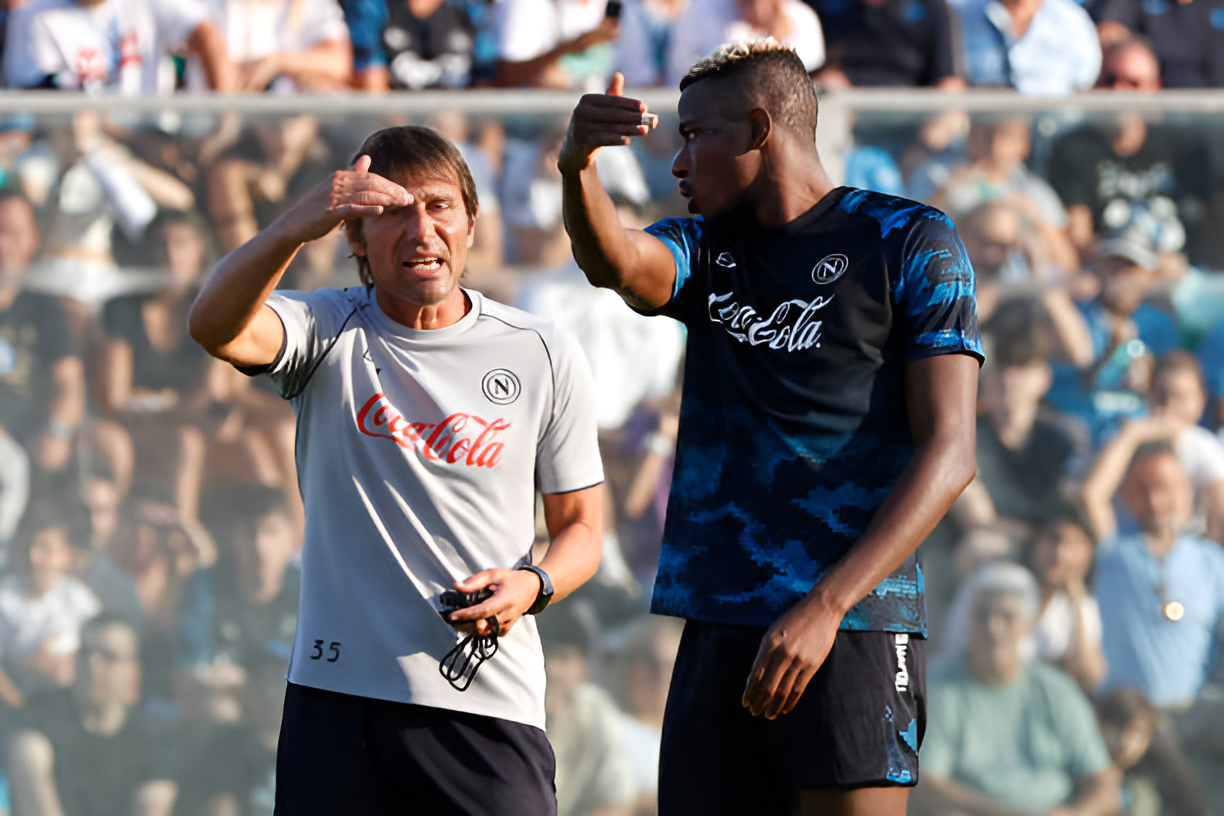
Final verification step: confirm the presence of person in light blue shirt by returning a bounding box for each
[954,0,1101,94]
[1083,428,1224,708]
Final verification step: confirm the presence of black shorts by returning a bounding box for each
[273,683,557,816]
[659,622,925,816]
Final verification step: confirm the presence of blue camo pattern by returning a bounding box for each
[644,188,983,632]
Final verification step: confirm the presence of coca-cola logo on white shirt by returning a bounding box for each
[357,394,510,468]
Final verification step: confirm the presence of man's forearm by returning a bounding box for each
[539,487,603,601]
[561,167,636,290]
[48,357,85,430]
[188,217,301,354]
[277,41,353,89]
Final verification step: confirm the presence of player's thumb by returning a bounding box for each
[606,72,625,97]
[353,154,372,172]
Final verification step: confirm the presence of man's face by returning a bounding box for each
[1099,256,1155,316]
[162,221,205,289]
[1099,45,1161,91]
[0,197,38,279]
[75,623,141,709]
[1119,452,1193,537]
[234,512,297,604]
[349,169,475,309]
[963,205,1019,280]
[672,80,762,218]
[967,590,1029,681]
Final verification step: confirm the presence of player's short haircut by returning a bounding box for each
[679,39,818,139]
[347,126,479,286]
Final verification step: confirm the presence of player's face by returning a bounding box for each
[672,80,761,218]
[355,169,476,310]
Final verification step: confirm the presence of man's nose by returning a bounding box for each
[671,148,689,179]
[406,207,435,243]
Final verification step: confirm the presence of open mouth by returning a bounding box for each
[403,258,445,272]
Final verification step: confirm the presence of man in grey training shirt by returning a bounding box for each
[189,126,604,815]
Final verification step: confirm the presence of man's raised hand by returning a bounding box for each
[281,154,413,243]
[558,72,659,174]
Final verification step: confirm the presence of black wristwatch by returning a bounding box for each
[518,564,554,615]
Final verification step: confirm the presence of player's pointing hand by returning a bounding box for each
[278,154,414,244]
[558,72,659,174]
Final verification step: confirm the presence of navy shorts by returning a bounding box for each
[659,622,925,815]
[273,683,556,816]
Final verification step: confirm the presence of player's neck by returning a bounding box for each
[746,148,837,229]
[375,285,471,330]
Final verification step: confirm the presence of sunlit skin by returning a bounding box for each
[346,170,476,328]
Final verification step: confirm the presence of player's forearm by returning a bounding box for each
[539,486,604,601]
[188,218,300,356]
[808,419,976,620]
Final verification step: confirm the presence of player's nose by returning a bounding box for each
[671,148,689,179]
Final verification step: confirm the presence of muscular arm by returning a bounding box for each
[188,155,411,367]
[447,484,603,637]
[559,74,676,311]
[743,354,979,718]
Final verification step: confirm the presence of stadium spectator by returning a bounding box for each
[1097,0,1224,88]
[1084,435,1224,708]
[613,0,691,87]
[4,0,233,92]
[953,0,1100,94]
[1045,221,1181,447]
[1096,36,1162,91]
[1028,506,1107,692]
[99,213,214,523]
[364,0,478,90]
[339,0,390,89]
[664,0,826,87]
[187,0,351,91]
[930,118,1078,274]
[608,617,682,816]
[1048,104,1211,256]
[7,615,180,816]
[0,191,85,479]
[175,486,300,671]
[1096,688,1212,816]
[809,0,962,88]
[0,501,101,703]
[539,605,636,816]
[493,0,621,88]
[914,561,1120,816]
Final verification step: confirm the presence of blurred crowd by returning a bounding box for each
[0,0,1223,94]
[0,19,1223,813]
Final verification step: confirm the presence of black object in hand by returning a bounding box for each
[605,0,622,17]
[438,588,494,615]
[438,587,498,692]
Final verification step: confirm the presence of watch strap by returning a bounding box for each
[518,564,553,615]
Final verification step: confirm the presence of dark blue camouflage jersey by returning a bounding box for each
[644,187,983,634]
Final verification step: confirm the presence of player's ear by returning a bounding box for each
[465,204,478,249]
[747,108,771,151]
[344,218,367,257]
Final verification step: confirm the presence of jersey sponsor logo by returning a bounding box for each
[356,393,510,468]
[707,290,831,351]
[715,251,737,268]
[812,253,849,285]
[894,633,910,692]
[481,368,521,405]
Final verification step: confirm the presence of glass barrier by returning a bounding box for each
[0,90,1222,816]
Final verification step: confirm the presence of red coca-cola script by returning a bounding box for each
[357,394,509,468]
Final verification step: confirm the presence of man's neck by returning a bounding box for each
[78,701,129,737]
[747,146,836,229]
[1111,115,1148,158]
[1144,529,1177,558]
[375,286,471,330]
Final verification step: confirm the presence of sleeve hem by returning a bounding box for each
[234,310,288,377]
[903,346,986,367]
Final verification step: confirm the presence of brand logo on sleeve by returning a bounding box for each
[812,254,849,285]
[357,394,510,468]
[481,369,521,405]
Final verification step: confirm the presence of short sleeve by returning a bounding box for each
[260,289,359,400]
[535,328,604,494]
[151,0,209,50]
[894,210,984,363]
[642,217,701,313]
[918,680,960,777]
[1043,668,1113,777]
[1099,0,1141,28]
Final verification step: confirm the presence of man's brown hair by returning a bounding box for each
[679,39,819,140]
[346,126,479,286]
